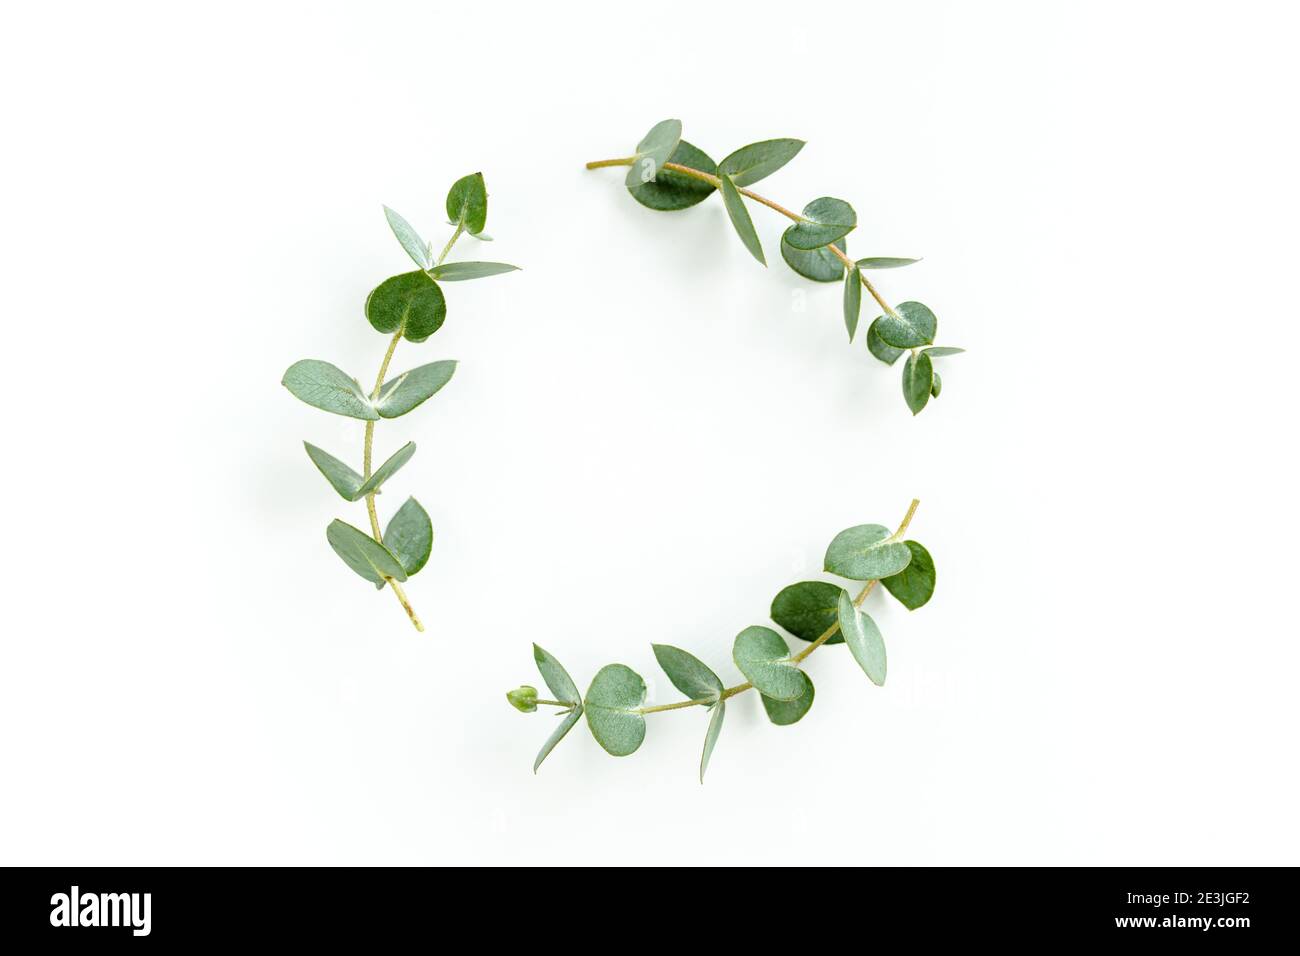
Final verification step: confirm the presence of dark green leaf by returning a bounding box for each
[732,626,803,701]
[625,118,682,188]
[365,272,447,343]
[771,581,845,645]
[875,301,937,348]
[825,524,914,581]
[375,360,457,419]
[651,644,723,702]
[720,175,765,265]
[717,139,805,187]
[535,706,583,773]
[881,541,936,610]
[856,257,920,270]
[628,140,717,211]
[427,261,519,281]
[533,644,581,704]
[780,236,845,282]
[761,671,815,725]
[700,701,725,783]
[843,266,862,341]
[383,497,433,576]
[446,171,488,235]
[326,519,406,589]
[867,319,905,365]
[303,442,363,501]
[784,197,857,250]
[354,441,415,498]
[902,350,934,415]
[382,205,431,270]
[584,664,647,756]
[931,371,943,398]
[924,346,965,357]
[282,359,378,420]
[838,591,887,686]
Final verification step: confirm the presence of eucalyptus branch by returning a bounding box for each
[586,120,965,415]
[508,499,936,781]
[282,171,519,630]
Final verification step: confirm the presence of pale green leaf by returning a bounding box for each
[382,205,431,270]
[924,346,965,357]
[881,540,936,610]
[761,671,815,725]
[824,524,914,581]
[732,626,803,701]
[507,686,538,713]
[535,706,583,774]
[282,360,378,421]
[700,701,725,783]
[533,644,582,705]
[875,301,937,349]
[717,139,805,187]
[651,644,723,702]
[771,580,845,645]
[856,257,920,270]
[584,664,647,756]
[784,197,856,250]
[365,272,447,343]
[427,261,519,281]
[902,350,934,415]
[780,236,845,282]
[720,175,765,265]
[446,171,488,234]
[625,118,682,188]
[843,266,862,341]
[354,441,415,498]
[838,591,887,686]
[376,360,457,419]
[383,497,433,576]
[867,319,905,365]
[303,442,363,501]
[326,519,406,589]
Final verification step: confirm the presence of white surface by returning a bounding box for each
[1,1,1297,866]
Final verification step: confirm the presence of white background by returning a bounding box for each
[2,1,1296,865]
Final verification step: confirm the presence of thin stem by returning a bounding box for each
[586,156,901,318]
[535,698,573,709]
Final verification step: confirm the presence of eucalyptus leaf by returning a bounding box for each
[902,350,934,415]
[780,236,845,282]
[838,591,887,687]
[584,664,647,756]
[365,271,447,343]
[383,497,433,576]
[535,706,583,774]
[282,360,378,421]
[824,524,914,581]
[761,671,815,726]
[720,175,765,265]
[628,140,717,211]
[427,261,519,281]
[771,581,845,645]
[446,171,488,235]
[625,118,682,188]
[924,346,965,357]
[717,138,805,187]
[843,266,862,341]
[875,301,937,349]
[784,197,857,250]
[533,644,581,704]
[866,319,905,365]
[382,205,431,269]
[375,360,457,419]
[931,371,943,398]
[881,540,935,610]
[856,257,920,270]
[303,442,363,501]
[732,626,803,701]
[354,441,415,498]
[700,701,725,783]
[326,519,407,589]
[651,644,723,702]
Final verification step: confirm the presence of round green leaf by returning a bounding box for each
[533,644,580,704]
[875,301,937,349]
[866,319,905,366]
[326,519,406,589]
[732,626,803,701]
[902,350,934,416]
[761,671,815,726]
[825,524,914,581]
[780,236,845,282]
[720,175,765,265]
[365,272,447,343]
[881,540,936,610]
[584,664,647,756]
[717,138,805,187]
[629,140,717,211]
[843,265,862,341]
[931,371,943,398]
[446,171,488,235]
[625,118,682,188]
[699,700,725,784]
[376,360,457,419]
[784,197,857,250]
[651,644,722,702]
[838,591,887,686]
[771,581,845,645]
[383,497,433,576]
[282,359,378,421]
[855,257,920,270]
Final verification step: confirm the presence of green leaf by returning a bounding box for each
[303,442,363,501]
[446,171,488,235]
[365,272,447,343]
[383,497,433,576]
[700,701,725,784]
[780,236,845,282]
[382,205,431,270]
[717,138,805,187]
[838,591,887,686]
[534,707,583,774]
[427,261,519,281]
[326,519,406,589]
[843,266,862,341]
[507,685,538,713]
[866,319,905,365]
[628,140,717,211]
[761,671,815,725]
[534,644,582,705]
[902,350,934,415]
[354,441,415,498]
[651,644,723,702]
[282,360,378,421]
[930,371,943,398]
[625,118,682,188]
[875,301,937,348]
[375,360,457,419]
[720,175,765,266]
[771,581,845,645]
[784,197,857,250]
[732,626,803,701]
[824,524,913,581]
[584,664,647,756]
[924,346,965,357]
[881,541,936,610]
[856,257,920,270]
